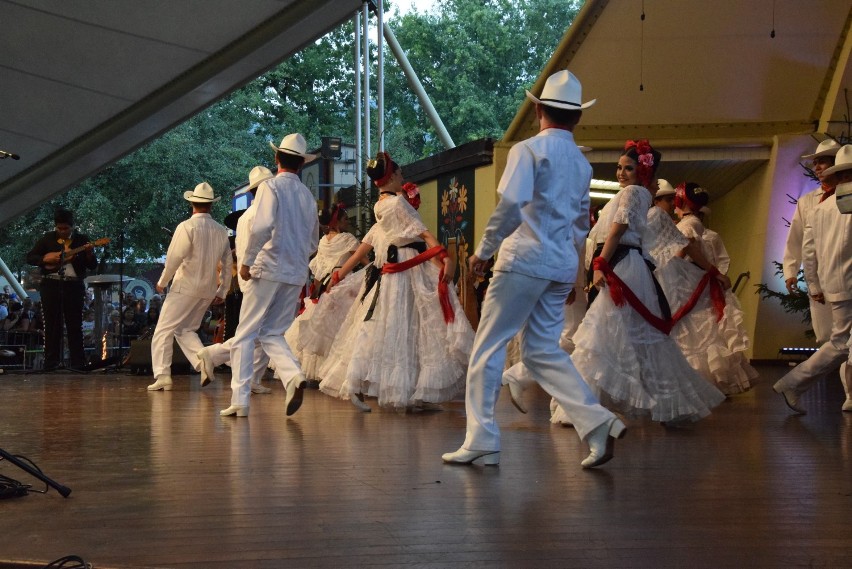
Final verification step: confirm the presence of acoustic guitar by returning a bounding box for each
[44,237,110,270]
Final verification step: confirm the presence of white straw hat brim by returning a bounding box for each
[268,141,317,163]
[183,191,220,203]
[526,90,596,110]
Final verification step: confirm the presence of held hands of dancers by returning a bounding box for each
[468,254,488,279]
[440,249,455,283]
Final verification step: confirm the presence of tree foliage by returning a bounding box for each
[0,0,581,275]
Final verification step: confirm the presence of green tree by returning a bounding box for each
[383,0,583,163]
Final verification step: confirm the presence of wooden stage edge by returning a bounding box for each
[0,364,850,569]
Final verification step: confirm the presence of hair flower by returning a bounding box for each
[638,153,655,167]
[402,182,421,210]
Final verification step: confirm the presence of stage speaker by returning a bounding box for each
[126,338,194,375]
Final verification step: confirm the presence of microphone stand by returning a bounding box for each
[0,446,71,497]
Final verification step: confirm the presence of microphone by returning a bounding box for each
[0,150,20,160]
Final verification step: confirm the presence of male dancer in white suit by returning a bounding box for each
[148,183,231,391]
[442,70,624,468]
[221,133,319,417]
[197,166,275,393]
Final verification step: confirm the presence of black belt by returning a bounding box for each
[362,242,428,321]
[587,243,671,320]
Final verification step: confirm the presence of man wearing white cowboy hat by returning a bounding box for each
[774,143,852,413]
[148,182,232,391]
[198,166,276,394]
[782,138,841,345]
[222,133,319,418]
[443,70,625,469]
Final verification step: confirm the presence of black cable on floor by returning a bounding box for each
[43,555,93,569]
[0,453,48,497]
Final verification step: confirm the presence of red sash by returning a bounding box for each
[382,245,454,323]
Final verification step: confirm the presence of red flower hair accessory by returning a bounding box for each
[624,139,656,188]
[403,182,421,210]
[329,201,346,229]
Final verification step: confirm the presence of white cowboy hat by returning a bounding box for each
[801,139,841,160]
[526,70,596,110]
[822,144,852,176]
[184,182,220,203]
[655,179,676,197]
[235,165,274,196]
[269,133,317,163]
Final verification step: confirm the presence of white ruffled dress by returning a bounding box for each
[285,232,361,381]
[318,195,473,409]
[571,186,725,423]
[653,214,757,394]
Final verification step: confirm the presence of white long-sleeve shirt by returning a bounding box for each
[802,194,852,302]
[702,228,730,274]
[243,172,319,285]
[232,201,258,291]
[783,187,826,281]
[158,213,231,299]
[475,128,590,284]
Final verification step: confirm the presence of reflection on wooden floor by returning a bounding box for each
[0,365,850,569]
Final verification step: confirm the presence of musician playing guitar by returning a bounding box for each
[26,208,103,371]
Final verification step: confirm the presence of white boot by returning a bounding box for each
[147,376,173,391]
[841,363,852,412]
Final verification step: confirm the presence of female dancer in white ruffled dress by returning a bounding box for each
[654,182,757,394]
[318,151,474,411]
[571,140,725,425]
[285,203,367,384]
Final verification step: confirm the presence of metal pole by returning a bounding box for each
[0,256,28,299]
[377,0,384,151]
[353,13,364,234]
[362,3,371,233]
[383,21,455,149]
[362,3,371,161]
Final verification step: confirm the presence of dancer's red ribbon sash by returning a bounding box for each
[382,245,454,323]
[670,266,725,324]
[592,257,726,335]
[593,256,672,335]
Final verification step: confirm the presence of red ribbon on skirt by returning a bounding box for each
[381,245,455,324]
[592,256,726,335]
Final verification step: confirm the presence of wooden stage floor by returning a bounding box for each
[0,365,850,568]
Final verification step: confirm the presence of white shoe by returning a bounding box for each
[197,348,217,387]
[441,448,500,465]
[581,417,626,468]
[220,405,248,417]
[507,379,527,414]
[842,398,852,412]
[502,370,528,414]
[350,393,371,412]
[251,384,272,394]
[772,381,807,414]
[147,376,173,391]
[284,373,307,416]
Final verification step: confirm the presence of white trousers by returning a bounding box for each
[151,290,209,379]
[810,296,833,344]
[778,299,852,394]
[462,271,614,450]
[205,337,269,385]
[229,278,302,407]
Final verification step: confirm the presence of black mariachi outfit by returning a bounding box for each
[26,231,98,369]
